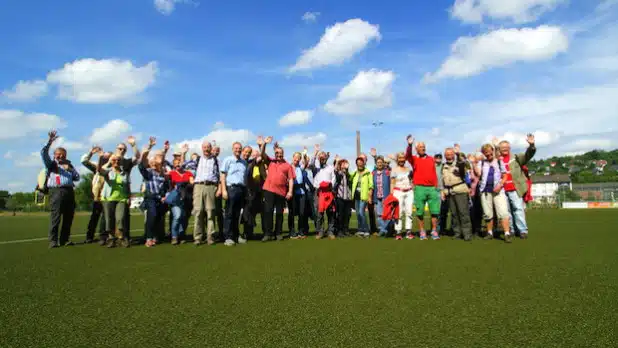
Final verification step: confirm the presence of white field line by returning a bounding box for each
[0,229,145,245]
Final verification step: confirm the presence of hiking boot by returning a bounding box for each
[504,234,513,243]
[121,239,131,248]
[106,239,116,248]
[171,237,179,246]
[520,233,528,240]
[484,234,494,240]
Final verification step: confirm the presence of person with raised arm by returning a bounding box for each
[475,143,512,243]
[220,142,248,246]
[405,135,441,240]
[80,145,110,245]
[113,136,140,243]
[310,144,336,239]
[167,151,195,245]
[391,152,414,240]
[288,150,310,239]
[441,146,473,241]
[497,134,536,239]
[98,150,133,248]
[139,137,169,247]
[41,130,80,248]
[182,141,220,246]
[259,136,295,242]
[242,148,267,240]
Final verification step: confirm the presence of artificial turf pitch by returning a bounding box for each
[0,210,616,347]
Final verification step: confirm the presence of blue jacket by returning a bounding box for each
[372,169,390,201]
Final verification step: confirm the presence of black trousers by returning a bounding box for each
[438,196,450,235]
[144,198,166,240]
[368,202,377,232]
[215,197,224,236]
[470,194,483,236]
[223,186,245,241]
[335,198,353,235]
[263,191,286,237]
[288,194,308,236]
[243,189,264,238]
[86,201,105,241]
[314,191,335,235]
[48,187,76,244]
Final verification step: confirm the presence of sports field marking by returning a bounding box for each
[0,229,145,246]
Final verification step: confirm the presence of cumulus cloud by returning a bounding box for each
[2,80,48,102]
[423,26,568,83]
[89,119,133,145]
[154,0,194,15]
[302,12,320,23]
[46,58,158,103]
[486,130,561,148]
[55,137,86,151]
[4,151,14,159]
[279,110,313,127]
[175,125,254,158]
[289,19,381,72]
[280,132,327,147]
[324,69,395,115]
[0,110,66,140]
[450,0,565,24]
[15,152,42,168]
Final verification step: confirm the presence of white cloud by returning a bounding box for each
[4,151,14,159]
[0,110,66,140]
[302,12,320,23]
[7,181,25,189]
[2,80,48,102]
[324,69,395,115]
[486,130,561,148]
[89,119,132,144]
[289,19,381,72]
[154,0,193,15]
[213,121,225,130]
[46,59,158,103]
[431,128,441,136]
[16,152,42,168]
[567,138,614,151]
[423,25,568,83]
[279,110,313,127]
[55,137,86,151]
[176,125,254,158]
[280,132,327,147]
[450,0,565,24]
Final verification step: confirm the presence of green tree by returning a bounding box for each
[0,190,9,210]
[74,173,94,211]
[555,186,580,202]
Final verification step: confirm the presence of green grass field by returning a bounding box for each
[0,210,617,347]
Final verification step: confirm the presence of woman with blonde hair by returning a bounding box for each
[391,152,414,240]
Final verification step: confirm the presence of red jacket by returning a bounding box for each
[382,194,399,221]
[318,182,334,213]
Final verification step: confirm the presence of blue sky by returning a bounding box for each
[1,0,617,192]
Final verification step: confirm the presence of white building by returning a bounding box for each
[530,174,572,203]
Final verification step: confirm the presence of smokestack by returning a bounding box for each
[356,131,361,157]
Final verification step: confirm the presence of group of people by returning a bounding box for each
[38,129,536,249]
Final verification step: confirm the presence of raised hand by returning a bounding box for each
[388,153,396,160]
[127,136,136,146]
[181,143,189,153]
[264,136,273,144]
[302,146,308,156]
[454,143,461,153]
[256,136,264,146]
[48,130,59,145]
[91,145,102,154]
[314,144,320,153]
[334,154,341,162]
[148,137,156,148]
[370,148,377,157]
[406,135,415,145]
[491,136,500,146]
[163,140,170,152]
[526,133,535,145]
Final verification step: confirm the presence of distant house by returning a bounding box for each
[573,182,618,201]
[531,174,572,203]
[568,165,581,174]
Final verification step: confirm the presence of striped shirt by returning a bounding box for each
[41,144,80,188]
[185,156,219,183]
[335,171,351,200]
[138,163,168,198]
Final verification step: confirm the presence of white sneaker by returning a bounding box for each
[363,232,371,238]
[237,237,247,244]
[224,239,236,247]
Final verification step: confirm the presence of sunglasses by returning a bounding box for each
[117,147,126,151]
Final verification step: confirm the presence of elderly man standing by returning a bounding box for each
[113,136,139,242]
[221,142,248,246]
[182,141,220,246]
[310,145,336,239]
[497,134,536,239]
[405,135,441,240]
[42,130,80,248]
[259,136,295,242]
[81,146,110,245]
[441,147,473,241]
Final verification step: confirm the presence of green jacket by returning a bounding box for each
[502,144,536,198]
[350,169,374,202]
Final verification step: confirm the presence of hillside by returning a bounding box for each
[527,149,618,183]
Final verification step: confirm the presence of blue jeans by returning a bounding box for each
[355,200,369,232]
[374,199,388,234]
[170,205,185,239]
[506,190,528,234]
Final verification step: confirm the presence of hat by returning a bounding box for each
[173,152,182,157]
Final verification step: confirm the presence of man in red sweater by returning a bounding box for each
[405,135,440,240]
